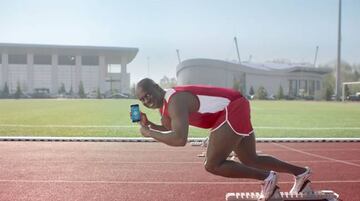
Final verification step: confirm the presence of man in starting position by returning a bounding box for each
[134,78,311,201]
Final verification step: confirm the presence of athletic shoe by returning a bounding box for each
[290,167,311,194]
[258,171,278,201]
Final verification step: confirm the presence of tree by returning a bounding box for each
[320,60,360,98]
[14,82,22,99]
[324,84,333,101]
[255,86,268,100]
[170,77,177,86]
[58,83,66,94]
[349,70,360,95]
[344,85,350,98]
[69,86,74,96]
[160,76,170,88]
[321,73,335,100]
[78,81,86,98]
[1,82,10,98]
[96,88,102,99]
[130,83,136,98]
[268,58,292,64]
[249,86,255,96]
[159,76,177,89]
[277,85,284,100]
[354,70,360,81]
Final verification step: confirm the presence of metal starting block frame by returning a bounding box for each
[190,141,204,146]
[190,137,209,147]
[225,181,339,201]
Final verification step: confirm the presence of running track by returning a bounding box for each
[0,141,359,201]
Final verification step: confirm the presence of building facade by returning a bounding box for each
[0,43,138,95]
[177,58,332,99]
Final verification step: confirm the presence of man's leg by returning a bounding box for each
[234,132,306,176]
[204,122,269,180]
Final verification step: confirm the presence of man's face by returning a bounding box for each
[136,86,162,109]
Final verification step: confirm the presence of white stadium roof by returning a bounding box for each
[0,43,139,64]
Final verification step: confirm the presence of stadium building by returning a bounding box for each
[177,58,332,100]
[0,43,138,96]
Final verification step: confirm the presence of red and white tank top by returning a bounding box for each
[159,85,243,129]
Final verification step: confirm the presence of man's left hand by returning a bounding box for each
[140,125,151,137]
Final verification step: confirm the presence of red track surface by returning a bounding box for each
[0,141,359,201]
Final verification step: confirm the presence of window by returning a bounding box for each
[34,55,52,65]
[82,56,99,66]
[8,54,27,64]
[316,80,321,91]
[58,55,76,65]
[309,80,315,96]
[288,80,298,96]
[299,80,307,93]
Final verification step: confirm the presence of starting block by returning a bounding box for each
[197,151,262,159]
[225,181,339,201]
[197,151,237,160]
[190,137,209,147]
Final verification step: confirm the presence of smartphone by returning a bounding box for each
[130,104,141,122]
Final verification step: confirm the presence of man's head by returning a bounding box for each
[136,78,165,109]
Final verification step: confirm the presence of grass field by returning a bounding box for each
[0,99,359,138]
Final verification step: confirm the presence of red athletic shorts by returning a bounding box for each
[210,97,254,136]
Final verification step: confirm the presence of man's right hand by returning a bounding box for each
[140,112,150,127]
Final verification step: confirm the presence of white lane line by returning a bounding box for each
[273,143,360,168]
[0,179,358,185]
[255,127,360,130]
[1,124,360,130]
[2,160,359,165]
[285,160,360,163]
[0,124,136,128]
[262,148,360,152]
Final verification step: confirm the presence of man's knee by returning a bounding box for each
[204,159,221,174]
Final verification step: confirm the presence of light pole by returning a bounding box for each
[234,37,241,64]
[335,0,342,100]
[147,57,150,78]
[176,49,181,64]
[313,46,319,67]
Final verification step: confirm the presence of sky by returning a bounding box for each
[0,0,359,84]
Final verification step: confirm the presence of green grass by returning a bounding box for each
[250,101,360,137]
[0,99,359,138]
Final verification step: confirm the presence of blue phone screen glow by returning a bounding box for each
[131,104,141,122]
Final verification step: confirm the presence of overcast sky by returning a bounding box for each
[0,0,359,84]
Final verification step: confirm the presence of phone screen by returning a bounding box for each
[130,104,141,122]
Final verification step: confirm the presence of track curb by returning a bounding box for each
[0,137,359,142]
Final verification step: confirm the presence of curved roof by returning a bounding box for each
[177,58,331,75]
[0,43,139,64]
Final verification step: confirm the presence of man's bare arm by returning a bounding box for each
[148,122,171,132]
[140,113,170,131]
[140,93,190,146]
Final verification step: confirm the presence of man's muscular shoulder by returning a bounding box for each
[169,91,199,113]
